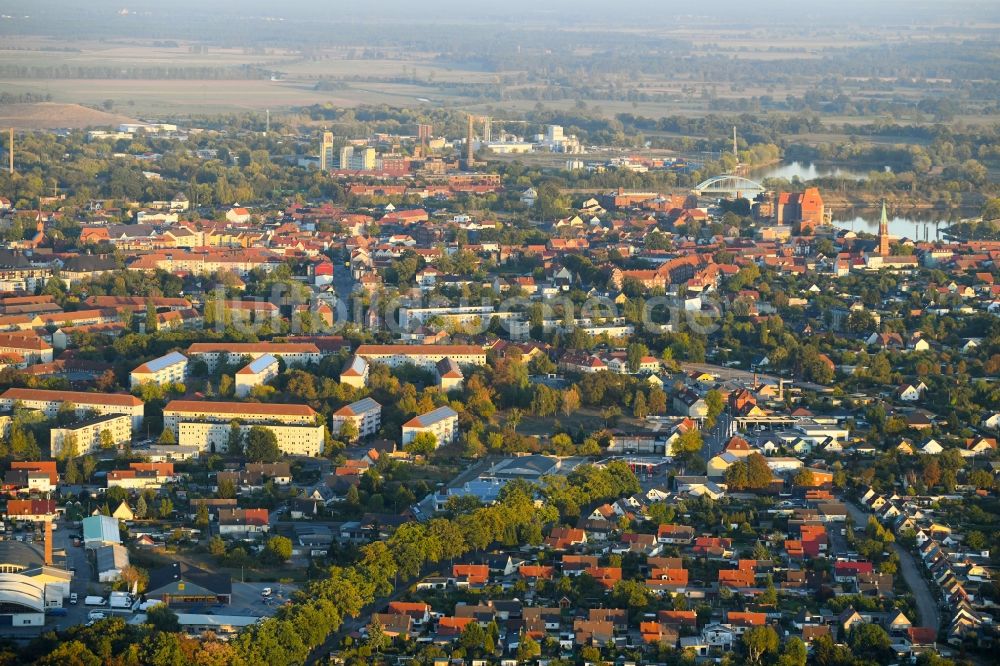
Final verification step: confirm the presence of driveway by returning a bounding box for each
[844,501,940,631]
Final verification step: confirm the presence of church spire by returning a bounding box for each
[878,200,890,256]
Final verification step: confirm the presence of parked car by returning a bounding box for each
[87,611,106,621]
[69,593,78,605]
[261,587,272,597]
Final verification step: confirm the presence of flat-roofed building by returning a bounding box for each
[163,400,323,457]
[339,354,369,388]
[130,351,187,389]
[186,342,321,372]
[50,414,131,458]
[234,354,278,397]
[354,344,486,370]
[402,406,459,448]
[331,397,381,441]
[0,388,144,431]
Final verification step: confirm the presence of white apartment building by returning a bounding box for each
[186,342,321,372]
[177,421,323,457]
[162,400,323,456]
[234,354,279,397]
[50,414,132,458]
[402,406,459,448]
[354,345,486,370]
[130,351,188,389]
[330,397,382,441]
[0,388,144,431]
[339,354,369,389]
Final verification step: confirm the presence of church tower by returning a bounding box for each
[878,201,890,256]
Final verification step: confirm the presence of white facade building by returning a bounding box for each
[234,354,279,397]
[402,406,459,448]
[130,352,188,389]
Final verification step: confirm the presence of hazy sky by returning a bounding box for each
[9,0,1000,27]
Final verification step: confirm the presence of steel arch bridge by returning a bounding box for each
[692,174,765,198]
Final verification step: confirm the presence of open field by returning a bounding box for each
[0,102,136,129]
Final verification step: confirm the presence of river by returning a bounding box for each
[831,208,976,240]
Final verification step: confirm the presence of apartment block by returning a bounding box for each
[163,400,323,457]
[354,345,486,370]
[130,351,188,389]
[50,414,132,458]
[186,342,321,372]
[402,406,459,448]
[0,332,53,365]
[330,397,382,441]
[0,388,144,431]
[339,354,369,388]
[234,354,279,397]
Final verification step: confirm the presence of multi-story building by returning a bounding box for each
[0,388,144,431]
[127,248,283,277]
[339,354,369,389]
[330,398,382,441]
[234,354,279,397]
[319,131,335,171]
[186,342,322,373]
[402,406,459,448]
[354,345,486,370]
[162,400,323,456]
[50,414,132,458]
[130,351,188,389]
[0,332,53,365]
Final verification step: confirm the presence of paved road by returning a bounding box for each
[844,501,941,631]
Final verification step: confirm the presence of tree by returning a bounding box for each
[99,429,115,450]
[217,477,237,499]
[135,494,148,519]
[793,467,815,487]
[56,401,78,427]
[145,301,158,333]
[9,427,40,460]
[406,431,437,456]
[517,636,541,661]
[158,498,174,519]
[245,426,280,463]
[560,387,581,416]
[81,456,97,482]
[672,429,703,457]
[147,604,180,632]
[264,535,292,564]
[968,469,994,490]
[157,428,175,445]
[226,421,244,455]
[632,391,648,419]
[777,636,807,666]
[742,625,779,666]
[119,565,148,593]
[745,453,773,488]
[195,503,210,527]
[106,486,128,506]
[58,432,79,461]
[966,530,987,550]
[366,616,389,653]
[209,536,227,557]
[626,342,649,373]
[337,418,359,443]
[849,623,891,662]
[64,457,80,484]
[705,389,724,428]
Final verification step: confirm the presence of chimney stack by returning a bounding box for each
[44,521,53,566]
